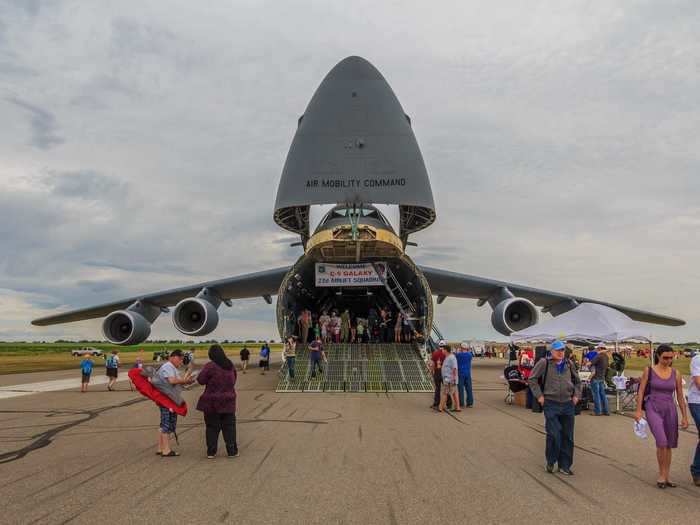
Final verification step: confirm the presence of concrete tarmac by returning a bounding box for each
[0,360,698,524]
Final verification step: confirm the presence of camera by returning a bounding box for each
[183,351,194,366]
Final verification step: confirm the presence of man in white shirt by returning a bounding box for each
[438,346,460,413]
[156,350,194,457]
[688,352,700,486]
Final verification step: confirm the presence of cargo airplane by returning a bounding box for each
[32,57,685,343]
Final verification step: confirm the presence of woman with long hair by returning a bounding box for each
[635,344,689,488]
[197,344,238,459]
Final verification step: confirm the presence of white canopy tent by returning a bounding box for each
[510,303,653,343]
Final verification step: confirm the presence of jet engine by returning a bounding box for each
[490,297,539,336]
[103,309,152,345]
[173,288,222,336]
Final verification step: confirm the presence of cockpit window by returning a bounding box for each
[320,207,388,226]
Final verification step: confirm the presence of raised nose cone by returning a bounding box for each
[324,56,385,81]
[274,56,436,238]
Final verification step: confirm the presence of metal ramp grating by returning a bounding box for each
[275,343,433,393]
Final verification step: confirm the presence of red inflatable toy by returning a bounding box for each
[128,368,188,416]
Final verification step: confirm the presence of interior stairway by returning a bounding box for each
[275,343,434,393]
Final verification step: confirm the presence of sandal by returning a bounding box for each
[656,481,667,489]
[161,451,180,457]
[664,481,677,488]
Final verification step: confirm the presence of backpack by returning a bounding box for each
[106,356,116,368]
[538,358,580,393]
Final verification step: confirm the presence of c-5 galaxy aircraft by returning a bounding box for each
[32,56,685,344]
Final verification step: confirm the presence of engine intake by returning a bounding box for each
[173,288,221,336]
[103,310,152,345]
[490,297,539,336]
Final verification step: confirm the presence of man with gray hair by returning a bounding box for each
[589,343,610,416]
[528,340,581,475]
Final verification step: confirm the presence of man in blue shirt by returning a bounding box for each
[455,342,474,407]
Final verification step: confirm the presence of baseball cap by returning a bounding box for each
[460,342,469,350]
[595,343,608,350]
[438,340,447,347]
[550,340,565,351]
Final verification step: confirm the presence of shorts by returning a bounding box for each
[442,382,456,395]
[106,368,118,378]
[159,406,178,433]
[81,373,91,384]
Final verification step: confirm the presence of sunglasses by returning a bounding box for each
[660,355,674,361]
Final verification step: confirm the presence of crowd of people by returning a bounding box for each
[287,305,422,344]
[520,340,700,487]
[429,340,474,412]
[83,338,700,488]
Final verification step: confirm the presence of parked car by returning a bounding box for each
[71,347,103,357]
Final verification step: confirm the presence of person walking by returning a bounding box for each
[197,344,238,459]
[156,350,194,457]
[456,342,474,408]
[105,350,120,391]
[259,343,270,374]
[439,345,460,412]
[528,340,581,475]
[687,350,700,486]
[239,345,250,373]
[368,307,379,343]
[430,341,447,410]
[309,337,324,378]
[284,336,297,379]
[589,344,611,416]
[634,344,690,488]
[80,354,93,393]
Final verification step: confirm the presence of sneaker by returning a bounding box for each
[545,464,555,474]
[603,413,610,416]
[692,476,700,487]
[228,450,240,458]
[558,468,574,476]
[207,455,215,459]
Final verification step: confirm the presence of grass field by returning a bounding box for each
[0,342,694,375]
[0,342,283,375]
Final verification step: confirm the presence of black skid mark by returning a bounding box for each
[0,398,147,464]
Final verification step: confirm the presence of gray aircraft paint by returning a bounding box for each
[31,56,685,331]
[274,56,435,237]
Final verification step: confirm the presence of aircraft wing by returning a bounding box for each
[31,266,291,326]
[419,266,685,327]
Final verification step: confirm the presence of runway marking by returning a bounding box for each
[253,399,279,419]
[251,443,275,476]
[0,398,146,464]
[518,468,567,503]
[0,375,129,400]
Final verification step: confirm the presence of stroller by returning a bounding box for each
[504,365,530,405]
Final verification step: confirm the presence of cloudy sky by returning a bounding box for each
[1,0,698,343]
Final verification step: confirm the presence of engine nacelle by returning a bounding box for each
[490,297,539,336]
[173,288,221,336]
[103,310,152,345]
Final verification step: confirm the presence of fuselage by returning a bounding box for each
[275,205,434,340]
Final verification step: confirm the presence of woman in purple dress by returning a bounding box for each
[635,345,689,488]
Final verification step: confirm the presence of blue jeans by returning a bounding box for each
[590,379,609,415]
[458,375,473,407]
[689,403,700,477]
[287,357,295,379]
[543,400,575,470]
